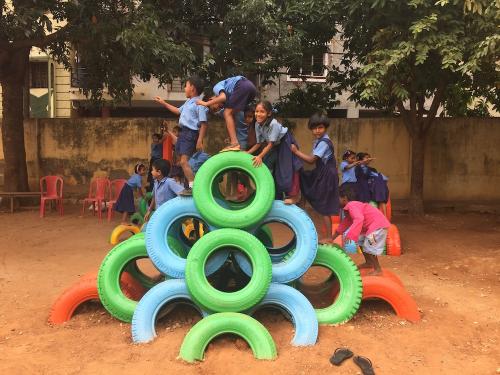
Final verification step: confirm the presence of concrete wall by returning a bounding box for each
[0,117,499,202]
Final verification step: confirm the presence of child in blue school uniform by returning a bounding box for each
[114,163,147,224]
[144,159,187,221]
[197,75,257,152]
[340,150,361,191]
[358,152,390,217]
[247,100,302,204]
[355,152,376,202]
[153,75,209,196]
[290,112,340,243]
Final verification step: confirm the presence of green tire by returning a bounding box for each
[185,229,272,312]
[139,192,153,216]
[98,236,151,322]
[309,244,363,325]
[179,312,277,362]
[192,152,274,229]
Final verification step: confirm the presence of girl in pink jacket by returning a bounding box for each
[333,184,390,275]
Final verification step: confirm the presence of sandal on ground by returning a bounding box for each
[329,347,353,366]
[353,355,375,375]
[219,143,241,152]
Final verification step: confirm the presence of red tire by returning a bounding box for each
[358,268,403,286]
[385,197,392,222]
[48,272,146,324]
[386,224,402,256]
[362,275,420,323]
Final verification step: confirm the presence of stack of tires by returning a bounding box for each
[97,152,363,362]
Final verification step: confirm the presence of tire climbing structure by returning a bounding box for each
[50,152,419,363]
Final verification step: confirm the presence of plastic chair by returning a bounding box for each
[81,177,110,219]
[40,176,64,218]
[107,179,127,221]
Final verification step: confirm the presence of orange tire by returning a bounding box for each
[386,224,402,256]
[358,268,403,286]
[331,215,340,224]
[385,197,392,222]
[362,275,420,323]
[48,272,146,324]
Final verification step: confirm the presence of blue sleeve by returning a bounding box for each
[168,179,185,196]
[213,80,225,95]
[129,174,142,189]
[340,161,348,171]
[178,103,185,113]
[313,141,329,159]
[268,121,284,142]
[198,105,208,123]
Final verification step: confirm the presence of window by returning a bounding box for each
[288,52,327,81]
[30,62,48,88]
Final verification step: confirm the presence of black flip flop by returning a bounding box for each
[353,355,375,375]
[329,347,353,366]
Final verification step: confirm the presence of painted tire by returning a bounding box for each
[97,237,155,322]
[179,312,277,362]
[234,201,317,283]
[139,192,153,216]
[130,212,144,226]
[131,279,208,343]
[145,197,228,278]
[362,275,420,322]
[386,224,401,256]
[385,196,392,222]
[247,283,318,346]
[304,244,362,325]
[185,229,272,312]
[192,152,274,229]
[109,224,140,245]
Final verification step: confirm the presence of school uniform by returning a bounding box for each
[355,165,371,203]
[368,168,389,203]
[299,135,339,216]
[255,118,302,198]
[176,96,209,157]
[213,76,257,111]
[153,177,184,209]
[147,142,163,192]
[115,173,142,214]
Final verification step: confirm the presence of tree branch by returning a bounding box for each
[397,100,416,138]
[0,24,69,50]
[423,85,445,133]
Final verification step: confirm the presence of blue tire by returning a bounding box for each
[145,197,228,278]
[234,201,317,283]
[246,283,318,346]
[131,279,208,343]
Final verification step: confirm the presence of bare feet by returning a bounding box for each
[219,143,241,152]
[358,263,373,269]
[284,195,300,205]
[367,269,383,276]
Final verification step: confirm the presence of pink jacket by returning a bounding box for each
[337,201,391,242]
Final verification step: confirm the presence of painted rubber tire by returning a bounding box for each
[49,272,145,324]
[304,244,362,325]
[145,197,228,278]
[179,312,277,362]
[139,192,153,216]
[192,152,274,229]
[130,212,144,226]
[246,283,318,346]
[109,224,140,245]
[97,237,155,322]
[386,224,402,256]
[131,279,208,343]
[385,196,392,222]
[234,201,317,283]
[185,229,272,312]
[362,275,420,322]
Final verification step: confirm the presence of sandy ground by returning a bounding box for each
[0,204,499,375]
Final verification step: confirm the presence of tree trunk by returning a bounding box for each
[408,123,426,215]
[0,48,30,192]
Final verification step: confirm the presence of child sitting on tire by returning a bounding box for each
[333,184,390,275]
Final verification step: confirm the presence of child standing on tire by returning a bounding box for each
[197,76,257,152]
[333,184,390,275]
[114,163,146,224]
[290,112,339,244]
[247,100,302,204]
[153,75,208,196]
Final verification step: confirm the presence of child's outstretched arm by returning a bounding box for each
[342,160,361,170]
[253,142,273,167]
[197,93,226,108]
[290,144,317,164]
[154,96,181,115]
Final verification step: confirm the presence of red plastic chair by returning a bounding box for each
[107,179,127,221]
[40,176,64,218]
[82,177,110,219]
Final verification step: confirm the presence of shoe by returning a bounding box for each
[353,355,375,375]
[329,347,354,366]
[219,143,241,152]
[179,188,193,196]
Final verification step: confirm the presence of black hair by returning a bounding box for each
[151,159,171,177]
[357,152,369,161]
[339,184,358,201]
[134,163,146,174]
[168,165,184,179]
[244,103,256,114]
[172,126,181,133]
[152,133,162,140]
[256,100,273,114]
[342,150,356,160]
[308,112,330,130]
[186,75,205,96]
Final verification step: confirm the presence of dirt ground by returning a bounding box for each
[0,204,499,375]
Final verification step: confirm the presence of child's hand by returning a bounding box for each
[144,211,151,222]
[290,144,298,154]
[153,96,164,104]
[196,100,208,107]
[252,155,263,167]
[196,139,204,151]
